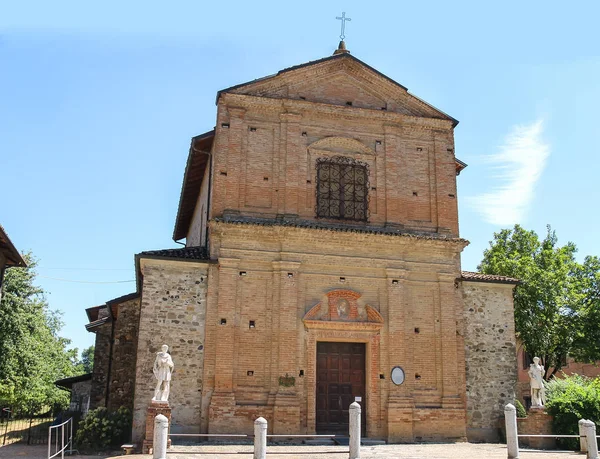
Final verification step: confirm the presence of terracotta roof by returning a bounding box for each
[460,271,520,284]
[85,305,105,322]
[0,225,26,267]
[55,373,92,389]
[455,158,468,176]
[106,292,139,306]
[213,216,469,243]
[85,316,109,331]
[173,130,214,241]
[138,246,209,261]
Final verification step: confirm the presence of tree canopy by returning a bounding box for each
[80,345,95,374]
[478,225,600,379]
[0,254,84,413]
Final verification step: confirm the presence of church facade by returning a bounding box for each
[85,43,520,444]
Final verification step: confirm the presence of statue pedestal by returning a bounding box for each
[517,407,555,450]
[142,401,172,454]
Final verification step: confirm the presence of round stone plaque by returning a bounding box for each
[391,366,405,386]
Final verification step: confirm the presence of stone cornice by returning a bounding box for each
[211,218,469,250]
[302,320,383,332]
[220,93,454,131]
[138,257,210,274]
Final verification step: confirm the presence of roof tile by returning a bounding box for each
[138,246,209,261]
[460,271,520,284]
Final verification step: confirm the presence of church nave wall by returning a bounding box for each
[132,259,209,445]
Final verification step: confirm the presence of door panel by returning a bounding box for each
[316,342,366,433]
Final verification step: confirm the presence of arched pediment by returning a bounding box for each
[308,137,376,156]
[303,289,383,331]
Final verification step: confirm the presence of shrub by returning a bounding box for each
[515,399,527,418]
[75,406,132,452]
[545,373,600,450]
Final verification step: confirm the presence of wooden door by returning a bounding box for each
[316,342,366,433]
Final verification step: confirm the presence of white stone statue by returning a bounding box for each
[528,356,546,407]
[152,344,174,402]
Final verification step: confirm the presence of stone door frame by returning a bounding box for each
[305,326,381,438]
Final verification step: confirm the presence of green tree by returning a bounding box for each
[478,225,583,379]
[80,345,95,373]
[570,256,600,363]
[0,254,81,413]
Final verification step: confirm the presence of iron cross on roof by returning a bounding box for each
[336,12,351,40]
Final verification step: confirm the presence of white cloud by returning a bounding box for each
[468,119,550,225]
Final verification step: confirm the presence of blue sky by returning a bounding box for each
[2,0,599,354]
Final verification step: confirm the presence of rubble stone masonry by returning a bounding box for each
[132,258,209,444]
[89,309,111,409]
[462,281,518,442]
[107,296,141,411]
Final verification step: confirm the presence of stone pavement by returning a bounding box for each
[0,443,113,458]
[0,443,584,458]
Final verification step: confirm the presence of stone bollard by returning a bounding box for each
[580,419,589,454]
[504,404,519,459]
[254,417,267,459]
[153,414,169,459]
[349,401,361,459]
[582,420,599,459]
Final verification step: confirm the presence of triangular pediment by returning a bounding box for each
[217,53,457,125]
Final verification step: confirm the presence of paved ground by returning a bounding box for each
[0,443,584,458]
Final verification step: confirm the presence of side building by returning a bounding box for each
[0,224,27,297]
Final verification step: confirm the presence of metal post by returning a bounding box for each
[580,419,588,454]
[27,415,33,445]
[349,401,361,459]
[504,404,519,459]
[254,417,267,459]
[583,420,598,459]
[153,414,169,459]
[4,416,9,446]
[61,423,65,459]
[69,418,72,455]
[47,424,51,459]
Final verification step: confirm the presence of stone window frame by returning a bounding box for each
[315,155,370,222]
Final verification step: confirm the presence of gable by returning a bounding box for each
[217,53,458,126]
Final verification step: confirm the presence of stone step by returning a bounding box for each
[362,438,387,446]
[303,438,336,446]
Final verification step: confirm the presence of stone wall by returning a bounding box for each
[462,281,517,442]
[132,258,209,445]
[70,379,92,413]
[107,296,141,411]
[90,307,111,409]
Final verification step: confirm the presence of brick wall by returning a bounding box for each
[132,259,209,445]
[462,281,518,442]
[206,56,460,237]
[203,221,468,441]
